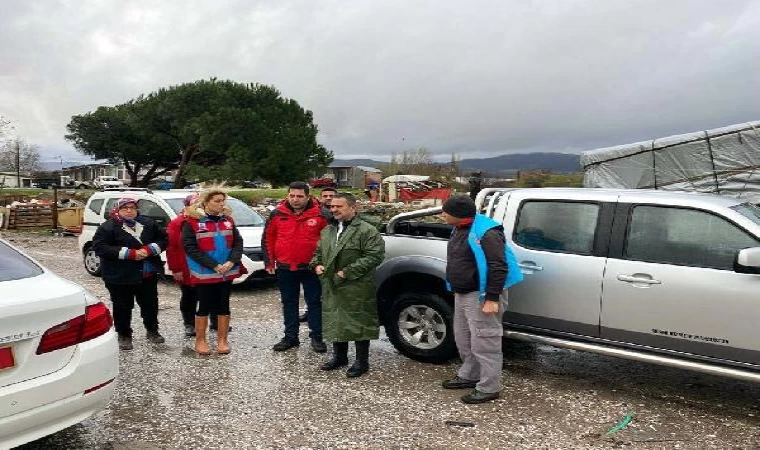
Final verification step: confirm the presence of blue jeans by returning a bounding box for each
[277,268,322,340]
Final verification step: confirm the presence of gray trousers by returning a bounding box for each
[453,290,508,394]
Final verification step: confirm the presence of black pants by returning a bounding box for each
[180,284,199,325]
[180,284,219,325]
[106,277,159,337]
[196,281,232,317]
[276,268,322,340]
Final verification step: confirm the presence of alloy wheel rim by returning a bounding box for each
[85,250,100,272]
[397,305,447,350]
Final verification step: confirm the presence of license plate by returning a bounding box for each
[0,347,15,371]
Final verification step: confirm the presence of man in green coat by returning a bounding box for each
[311,193,385,378]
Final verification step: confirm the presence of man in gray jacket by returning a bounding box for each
[441,195,508,404]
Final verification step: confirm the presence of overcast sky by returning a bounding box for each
[2,0,760,166]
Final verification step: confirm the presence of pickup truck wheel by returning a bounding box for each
[386,293,456,363]
[83,245,102,277]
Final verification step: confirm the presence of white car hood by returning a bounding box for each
[237,226,264,248]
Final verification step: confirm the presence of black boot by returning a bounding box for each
[320,342,349,370]
[146,329,165,344]
[346,340,369,378]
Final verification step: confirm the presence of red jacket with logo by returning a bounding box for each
[262,198,330,271]
[182,213,245,285]
[166,214,191,284]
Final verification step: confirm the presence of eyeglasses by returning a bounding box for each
[119,206,137,210]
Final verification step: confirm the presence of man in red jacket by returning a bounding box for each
[263,181,330,352]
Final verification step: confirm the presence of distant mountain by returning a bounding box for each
[332,152,581,174]
[459,153,581,174]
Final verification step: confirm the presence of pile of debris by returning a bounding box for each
[0,195,86,231]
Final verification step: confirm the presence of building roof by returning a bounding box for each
[0,172,31,178]
[355,166,381,173]
[327,164,382,172]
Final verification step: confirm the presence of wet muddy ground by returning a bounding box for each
[5,232,760,449]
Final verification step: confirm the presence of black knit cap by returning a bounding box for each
[442,195,476,218]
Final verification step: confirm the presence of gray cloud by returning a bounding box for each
[1,0,759,165]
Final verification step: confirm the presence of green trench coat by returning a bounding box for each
[310,217,385,342]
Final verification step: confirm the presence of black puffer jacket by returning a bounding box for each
[446,224,507,301]
[92,216,167,285]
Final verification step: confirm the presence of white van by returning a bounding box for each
[77,189,269,285]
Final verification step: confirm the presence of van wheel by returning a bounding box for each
[83,245,101,277]
[386,293,456,363]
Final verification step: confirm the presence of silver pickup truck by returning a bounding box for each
[376,188,760,383]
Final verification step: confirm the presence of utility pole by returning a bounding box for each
[15,140,20,188]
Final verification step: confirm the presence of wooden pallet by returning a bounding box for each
[7,205,54,229]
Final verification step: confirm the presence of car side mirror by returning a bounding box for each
[734,247,760,274]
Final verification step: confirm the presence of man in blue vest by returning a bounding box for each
[440,194,522,404]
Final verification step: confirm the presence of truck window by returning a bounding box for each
[625,205,759,270]
[514,201,599,254]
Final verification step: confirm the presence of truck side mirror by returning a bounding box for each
[734,247,760,274]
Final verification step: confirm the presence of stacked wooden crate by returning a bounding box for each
[5,205,54,229]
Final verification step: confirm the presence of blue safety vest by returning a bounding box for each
[447,214,523,302]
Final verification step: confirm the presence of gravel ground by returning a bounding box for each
[5,231,760,450]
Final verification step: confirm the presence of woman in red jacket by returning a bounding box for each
[166,193,203,337]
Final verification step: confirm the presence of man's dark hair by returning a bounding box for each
[289,181,309,195]
[333,192,356,206]
[320,187,337,194]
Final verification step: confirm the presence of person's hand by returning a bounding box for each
[481,300,500,315]
[266,267,276,275]
[215,262,233,274]
[134,249,148,260]
[336,270,345,279]
[172,272,183,282]
[314,265,325,275]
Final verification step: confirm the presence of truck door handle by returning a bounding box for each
[519,262,543,272]
[617,274,661,285]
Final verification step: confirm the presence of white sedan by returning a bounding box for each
[0,238,118,448]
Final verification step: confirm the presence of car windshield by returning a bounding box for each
[731,203,760,226]
[102,177,117,181]
[165,198,185,214]
[227,198,265,226]
[164,197,264,227]
[0,240,43,282]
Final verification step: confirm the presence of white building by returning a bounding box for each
[0,172,33,188]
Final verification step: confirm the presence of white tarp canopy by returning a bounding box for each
[581,121,760,201]
[382,175,429,183]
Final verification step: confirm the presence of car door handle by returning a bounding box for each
[617,274,661,284]
[519,262,543,271]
